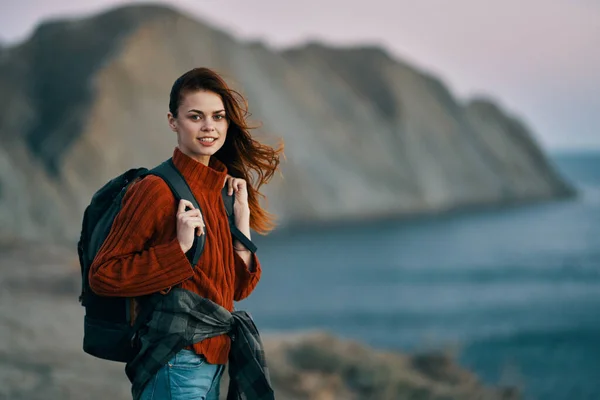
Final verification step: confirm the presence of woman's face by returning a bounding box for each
[168,90,229,165]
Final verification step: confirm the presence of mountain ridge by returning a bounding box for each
[0,3,574,242]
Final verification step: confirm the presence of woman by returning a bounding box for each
[89,67,282,399]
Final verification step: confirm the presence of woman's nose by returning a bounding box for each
[201,120,215,131]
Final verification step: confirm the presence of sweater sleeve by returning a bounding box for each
[233,251,262,301]
[88,175,194,297]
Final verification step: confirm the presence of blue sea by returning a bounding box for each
[243,152,600,400]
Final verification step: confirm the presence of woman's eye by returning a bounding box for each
[191,115,201,121]
[214,115,225,120]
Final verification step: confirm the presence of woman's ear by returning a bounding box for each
[167,112,177,132]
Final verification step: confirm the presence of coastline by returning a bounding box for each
[0,242,518,399]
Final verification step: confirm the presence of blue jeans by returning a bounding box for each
[139,349,225,400]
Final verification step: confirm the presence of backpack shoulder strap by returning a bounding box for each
[222,185,234,218]
[220,186,258,254]
[147,158,205,267]
[149,158,258,260]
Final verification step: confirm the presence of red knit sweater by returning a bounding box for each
[89,147,262,365]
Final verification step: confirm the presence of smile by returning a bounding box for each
[197,137,218,147]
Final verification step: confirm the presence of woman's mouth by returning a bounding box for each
[197,137,217,146]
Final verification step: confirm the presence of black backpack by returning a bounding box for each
[77,158,256,363]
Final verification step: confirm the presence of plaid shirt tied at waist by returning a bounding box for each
[125,288,274,400]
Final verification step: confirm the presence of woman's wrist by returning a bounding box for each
[233,200,250,214]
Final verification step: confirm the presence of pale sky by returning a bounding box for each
[1,0,599,150]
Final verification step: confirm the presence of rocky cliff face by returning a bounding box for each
[0,4,573,242]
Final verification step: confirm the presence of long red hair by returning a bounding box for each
[169,68,283,234]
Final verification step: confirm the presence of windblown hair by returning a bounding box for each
[169,68,283,234]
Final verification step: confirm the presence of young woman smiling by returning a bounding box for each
[89,67,282,399]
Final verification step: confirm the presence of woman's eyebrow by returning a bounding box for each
[188,109,226,114]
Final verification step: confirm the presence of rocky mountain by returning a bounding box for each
[0,4,573,242]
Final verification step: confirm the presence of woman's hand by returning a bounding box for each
[224,175,250,216]
[224,175,253,259]
[176,199,205,253]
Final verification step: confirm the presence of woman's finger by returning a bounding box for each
[184,208,202,218]
[183,217,205,235]
[228,177,235,196]
[223,174,233,188]
[182,216,204,225]
[178,199,194,214]
[178,208,201,219]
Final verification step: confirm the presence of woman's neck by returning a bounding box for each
[177,145,210,166]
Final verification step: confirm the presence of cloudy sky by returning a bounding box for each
[1,0,598,150]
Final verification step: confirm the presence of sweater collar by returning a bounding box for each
[172,147,227,193]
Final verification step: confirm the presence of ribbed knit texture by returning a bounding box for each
[89,147,262,365]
